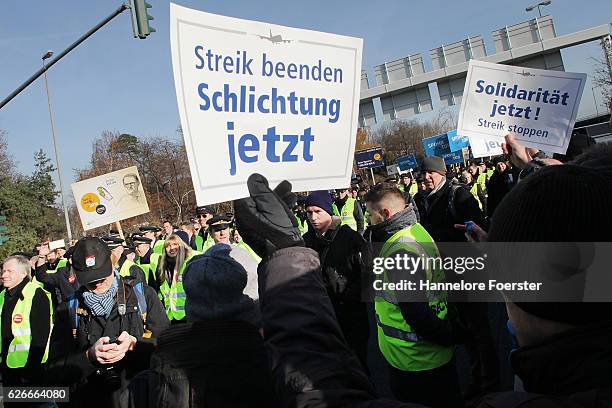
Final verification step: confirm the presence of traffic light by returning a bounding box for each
[129,0,155,39]
[0,215,9,246]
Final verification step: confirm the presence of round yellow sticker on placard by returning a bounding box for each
[373,153,381,161]
[81,193,100,212]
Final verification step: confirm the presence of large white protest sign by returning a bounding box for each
[170,4,363,204]
[71,166,149,230]
[457,60,586,158]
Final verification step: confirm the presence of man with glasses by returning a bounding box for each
[117,173,145,206]
[195,206,216,250]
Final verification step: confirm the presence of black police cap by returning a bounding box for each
[139,226,161,233]
[196,205,215,216]
[100,236,124,249]
[131,236,153,245]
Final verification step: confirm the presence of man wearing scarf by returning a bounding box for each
[45,237,169,408]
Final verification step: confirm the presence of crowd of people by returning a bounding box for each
[1,133,611,408]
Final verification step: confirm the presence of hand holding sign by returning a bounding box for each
[234,174,303,259]
[457,60,586,158]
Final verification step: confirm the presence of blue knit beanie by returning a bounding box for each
[182,243,258,325]
[305,190,334,216]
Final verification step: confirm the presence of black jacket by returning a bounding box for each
[35,262,79,304]
[477,321,612,407]
[303,220,371,366]
[486,169,514,219]
[45,275,169,408]
[131,320,277,408]
[1,277,51,386]
[259,246,418,408]
[421,179,484,242]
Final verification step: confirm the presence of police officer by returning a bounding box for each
[47,237,169,407]
[207,216,260,262]
[1,255,52,387]
[195,205,216,247]
[101,236,146,283]
[133,235,160,286]
[139,226,164,255]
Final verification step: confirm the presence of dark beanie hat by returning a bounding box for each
[183,244,258,325]
[489,165,612,325]
[305,190,334,216]
[173,231,190,246]
[489,165,612,243]
[421,156,446,174]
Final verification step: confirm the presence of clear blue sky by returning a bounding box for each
[1,0,610,185]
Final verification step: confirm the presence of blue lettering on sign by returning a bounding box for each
[447,130,470,152]
[227,122,315,176]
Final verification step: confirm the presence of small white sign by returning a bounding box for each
[457,60,586,158]
[386,165,399,176]
[71,166,149,231]
[170,4,363,204]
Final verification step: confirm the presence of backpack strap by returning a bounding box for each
[133,282,148,323]
[67,294,80,339]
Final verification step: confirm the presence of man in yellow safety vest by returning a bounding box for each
[1,254,52,386]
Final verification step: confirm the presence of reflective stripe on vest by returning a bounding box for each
[376,315,420,342]
[374,223,453,372]
[159,252,199,320]
[0,281,53,368]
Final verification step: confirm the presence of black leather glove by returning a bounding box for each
[234,174,304,259]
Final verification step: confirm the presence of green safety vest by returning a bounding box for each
[201,236,215,253]
[470,183,483,210]
[409,183,418,196]
[136,252,162,285]
[374,223,454,372]
[118,259,147,282]
[158,252,199,321]
[194,235,204,252]
[486,169,494,179]
[233,241,262,263]
[295,214,306,235]
[0,281,52,368]
[476,173,487,190]
[46,258,68,274]
[153,239,165,255]
[332,198,358,231]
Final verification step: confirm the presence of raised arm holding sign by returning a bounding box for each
[457,60,586,158]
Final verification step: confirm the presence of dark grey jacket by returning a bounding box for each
[259,246,424,408]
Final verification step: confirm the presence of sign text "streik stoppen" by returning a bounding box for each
[194,45,344,176]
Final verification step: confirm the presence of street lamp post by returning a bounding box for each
[526,0,552,18]
[42,51,73,242]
